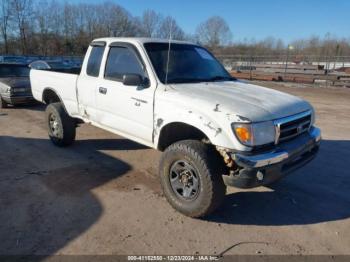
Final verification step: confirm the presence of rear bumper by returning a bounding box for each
[1,94,35,105]
[223,127,321,188]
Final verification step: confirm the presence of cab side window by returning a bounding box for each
[86,45,105,77]
[105,46,144,81]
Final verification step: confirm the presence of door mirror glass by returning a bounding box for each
[122,74,149,88]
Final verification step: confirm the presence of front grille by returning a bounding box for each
[275,111,312,144]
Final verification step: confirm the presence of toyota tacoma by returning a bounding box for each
[30,38,321,217]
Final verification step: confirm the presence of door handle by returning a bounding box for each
[99,87,107,94]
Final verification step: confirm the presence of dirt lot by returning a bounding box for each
[0,82,349,256]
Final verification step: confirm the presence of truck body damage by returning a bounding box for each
[29,37,321,217]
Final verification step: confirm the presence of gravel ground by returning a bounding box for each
[0,82,349,256]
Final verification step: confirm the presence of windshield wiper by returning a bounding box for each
[167,78,205,84]
[166,76,236,84]
[205,76,236,82]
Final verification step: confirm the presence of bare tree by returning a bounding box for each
[62,2,76,54]
[104,4,131,37]
[1,1,349,57]
[140,10,161,37]
[45,0,65,55]
[276,39,285,51]
[12,0,33,54]
[35,0,51,55]
[156,16,184,40]
[196,16,231,48]
[0,0,11,54]
[80,4,98,40]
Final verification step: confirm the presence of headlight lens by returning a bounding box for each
[232,121,275,146]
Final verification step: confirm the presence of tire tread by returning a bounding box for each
[159,140,226,218]
[46,102,76,147]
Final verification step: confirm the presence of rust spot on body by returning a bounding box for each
[237,115,251,122]
[214,104,221,112]
[204,121,222,136]
[156,118,164,128]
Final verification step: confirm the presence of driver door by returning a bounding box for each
[95,43,154,143]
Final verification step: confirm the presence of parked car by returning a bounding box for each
[30,38,321,217]
[29,60,80,74]
[0,63,34,108]
[63,58,83,69]
[0,55,27,64]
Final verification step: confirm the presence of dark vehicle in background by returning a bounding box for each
[29,60,81,74]
[0,56,27,64]
[0,63,34,108]
[63,58,83,69]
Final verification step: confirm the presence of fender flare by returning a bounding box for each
[42,87,69,115]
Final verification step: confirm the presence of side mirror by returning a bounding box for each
[122,74,149,88]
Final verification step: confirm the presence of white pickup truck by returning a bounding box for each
[30,38,321,217]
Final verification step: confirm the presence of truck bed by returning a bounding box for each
[30,69,80,116]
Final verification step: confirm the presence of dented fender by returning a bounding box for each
[153,94,252,151]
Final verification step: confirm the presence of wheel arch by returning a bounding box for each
[42,88,72,116]
[42,88,62,104]
[156,121,211,151]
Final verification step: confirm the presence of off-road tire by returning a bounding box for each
[46,102,76,147]
[159,140,226,218]
[0,96,8,108]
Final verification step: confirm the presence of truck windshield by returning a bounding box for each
[0,65,30,77]
[144,42,235,84]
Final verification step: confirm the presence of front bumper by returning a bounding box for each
[223,127,321,188]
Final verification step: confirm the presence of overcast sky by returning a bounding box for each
[69,0,350,43]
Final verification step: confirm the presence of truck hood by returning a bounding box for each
[168,81,312,122]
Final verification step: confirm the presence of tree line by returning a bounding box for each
[219,34,350,58]
[0,0,350,57]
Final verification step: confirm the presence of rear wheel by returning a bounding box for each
[46,102,76,147]
[159,140,226,218]
[0,96,8,108]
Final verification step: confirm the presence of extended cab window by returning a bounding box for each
[105,46,144,80]
[87,45,105,77]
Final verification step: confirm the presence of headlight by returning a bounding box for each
[5,87,11,93]
[232,121,275,146]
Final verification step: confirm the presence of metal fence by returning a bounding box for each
[0,54,83,64]
[215,55,350,71]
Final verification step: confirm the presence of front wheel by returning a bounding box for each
[159,140,226,218]
[46,102,76,147]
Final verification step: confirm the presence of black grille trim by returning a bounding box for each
[274,111,312,144]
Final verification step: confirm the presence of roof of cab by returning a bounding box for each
[91,37,194,46]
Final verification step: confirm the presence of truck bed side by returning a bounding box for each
[30,69,80,116]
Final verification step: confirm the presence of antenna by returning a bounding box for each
[164,19,173,85]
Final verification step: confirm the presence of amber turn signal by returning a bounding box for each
[235,126,251,143]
